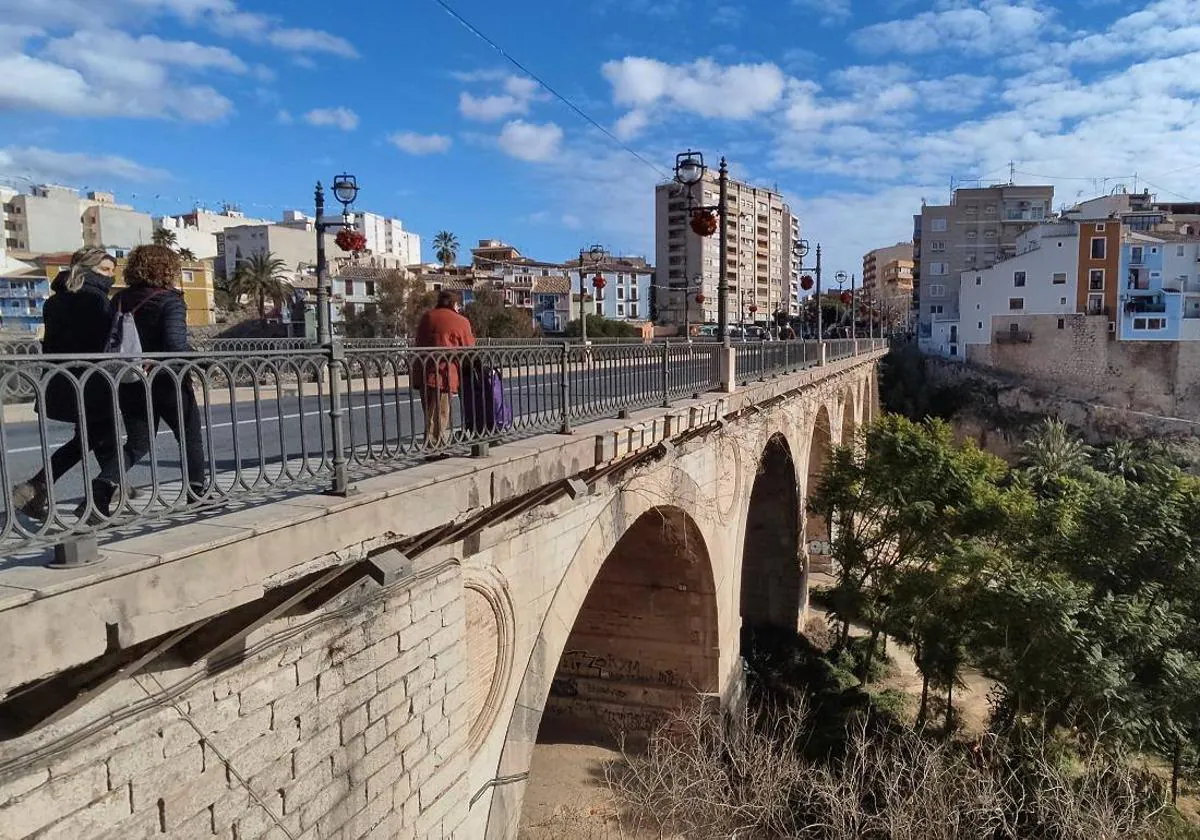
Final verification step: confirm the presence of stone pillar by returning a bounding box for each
[718,346,737,393]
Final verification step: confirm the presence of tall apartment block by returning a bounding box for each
[862,242,913,291]
[655,172,798,327]
[916,183,1054,352]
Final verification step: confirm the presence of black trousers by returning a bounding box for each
[115,378,207,491]
[35,417,121,488]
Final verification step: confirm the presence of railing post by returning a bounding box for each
[758,341,766,381]
[558,343,572,434]
[719,344,736,393]
[819,340,827,366]
[326,338,352,496]
[660,341,670,408]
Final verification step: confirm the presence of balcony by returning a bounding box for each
[1125,300,1167,314]
[995,329,1033,344]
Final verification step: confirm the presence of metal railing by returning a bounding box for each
[0,338,883,558]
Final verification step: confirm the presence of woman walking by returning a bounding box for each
[112,245,208,502]
[11,248,122,519]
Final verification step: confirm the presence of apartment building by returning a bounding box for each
[82,192,152,253]
[862,242,912,290]
[917,183,1054,353]
[220,222,349,280]
[655,172,795,327]
[157,207,270,260]
[1117,231,1200,341]
[355,212,421,266]
[562,255,654,323]
[3,185,84,254]
[0,255,49,334]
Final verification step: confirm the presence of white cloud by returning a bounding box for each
[388,131,452,155]
[303,107,359,131]
[265,27,357,58]
[603,57,787,119]
[457,74,542,121]
[497,120,564,163]
[459,92,528,121]
[852,0,1053,55]
[792,0,852,26]
[0,145,168,183]
[614,110,650,140]
[0,51,232,121]
[276,109,293,123]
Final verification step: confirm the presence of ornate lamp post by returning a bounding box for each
[577,244,606,343]
[314,173,359,345]
[673,150,730,343]
[794,239,823,339]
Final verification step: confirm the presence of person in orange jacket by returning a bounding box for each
[411,291,475,447]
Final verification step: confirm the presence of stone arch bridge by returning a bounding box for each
[0,349,882,840]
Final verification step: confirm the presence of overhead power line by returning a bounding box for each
[429,0,672,180]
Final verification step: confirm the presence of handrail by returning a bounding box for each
[0,338,884,560]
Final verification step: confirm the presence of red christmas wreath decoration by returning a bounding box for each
[694,293,705,304]
[690,209,718,237]
[840,291,852,305]
[800,274,814,291]
[335,228,367,253]
[592,274,606,290]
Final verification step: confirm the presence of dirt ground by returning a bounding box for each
[517,742,641,840]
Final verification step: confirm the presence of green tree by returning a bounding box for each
[809,415,1015,720]
[231,252,290,324]
[151,228,177,248]
[563,314,640,338]
[464,285,538,339]
[1020,417,1091,494]
[433,231,459,269]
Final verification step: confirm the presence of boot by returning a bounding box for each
[11,478,48,519]
[72,480,118,524]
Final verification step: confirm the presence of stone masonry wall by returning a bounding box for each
[968,313,1200,420]
[0,561,469,840]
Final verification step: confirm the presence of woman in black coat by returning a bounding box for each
[111,245,208,502]
[11,248,121,518]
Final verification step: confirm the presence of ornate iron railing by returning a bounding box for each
[0,338,884,559]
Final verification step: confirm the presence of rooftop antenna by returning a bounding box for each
[1009,160,1015,185]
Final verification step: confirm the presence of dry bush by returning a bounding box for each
[607,700,1170,840]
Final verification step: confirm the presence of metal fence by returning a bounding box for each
[0,338,882,558]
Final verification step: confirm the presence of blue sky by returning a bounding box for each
[2,0,1200,277]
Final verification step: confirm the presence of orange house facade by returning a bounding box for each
[1075,221,1121,326]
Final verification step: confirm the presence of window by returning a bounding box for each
[1130,245,1144,264]
[985,204,996,215]
[966,230,977,240]
[1089,269,1104,290]
[928,284,946,298]
[1057,318,1065,329]
[1014,271,1026,287]
[1150,318,1166,329]
[1134,317,1146,329]
[617,287,625,299]
[928,262,948,276]
[1178,245,1186,257]
[1087,293,1104,314]
[629,303,639,318]
[1052,272,1067,285]
[344,279,354,296]
[978,321,984,329]
[1091,237,1106,259]
[1095,223,1106,232]
[930,240,945,252]
[975,275,982,285]
[1008,297,1024,311]
[930,304,944,315]
[985,229,997,238]
[365,282,375,297]
[181,270,194,285]
[1060,297,1067,305]
[929,218,947,232]
[617,304,625,316]
[966,203,978,215]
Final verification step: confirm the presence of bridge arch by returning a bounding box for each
[740,433,802,636]
[840,386,857,447]
[483,494,720,838]
[804,403,834,555]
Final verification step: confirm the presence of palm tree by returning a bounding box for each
[152,228,178,248]
[1020,418,1090,491]
[433,231,458,269]
[231,252,290,324]
[177,247,196,262]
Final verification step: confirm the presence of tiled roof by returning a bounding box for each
[533,275,570,294]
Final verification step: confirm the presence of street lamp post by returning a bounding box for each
[683,275,703,340]
[673,150,730,344]
[577,244,606,344]
[314,173,359,346]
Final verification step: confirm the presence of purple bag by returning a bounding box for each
[463,365,512,434]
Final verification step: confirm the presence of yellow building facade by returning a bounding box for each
[40,253,216,327]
